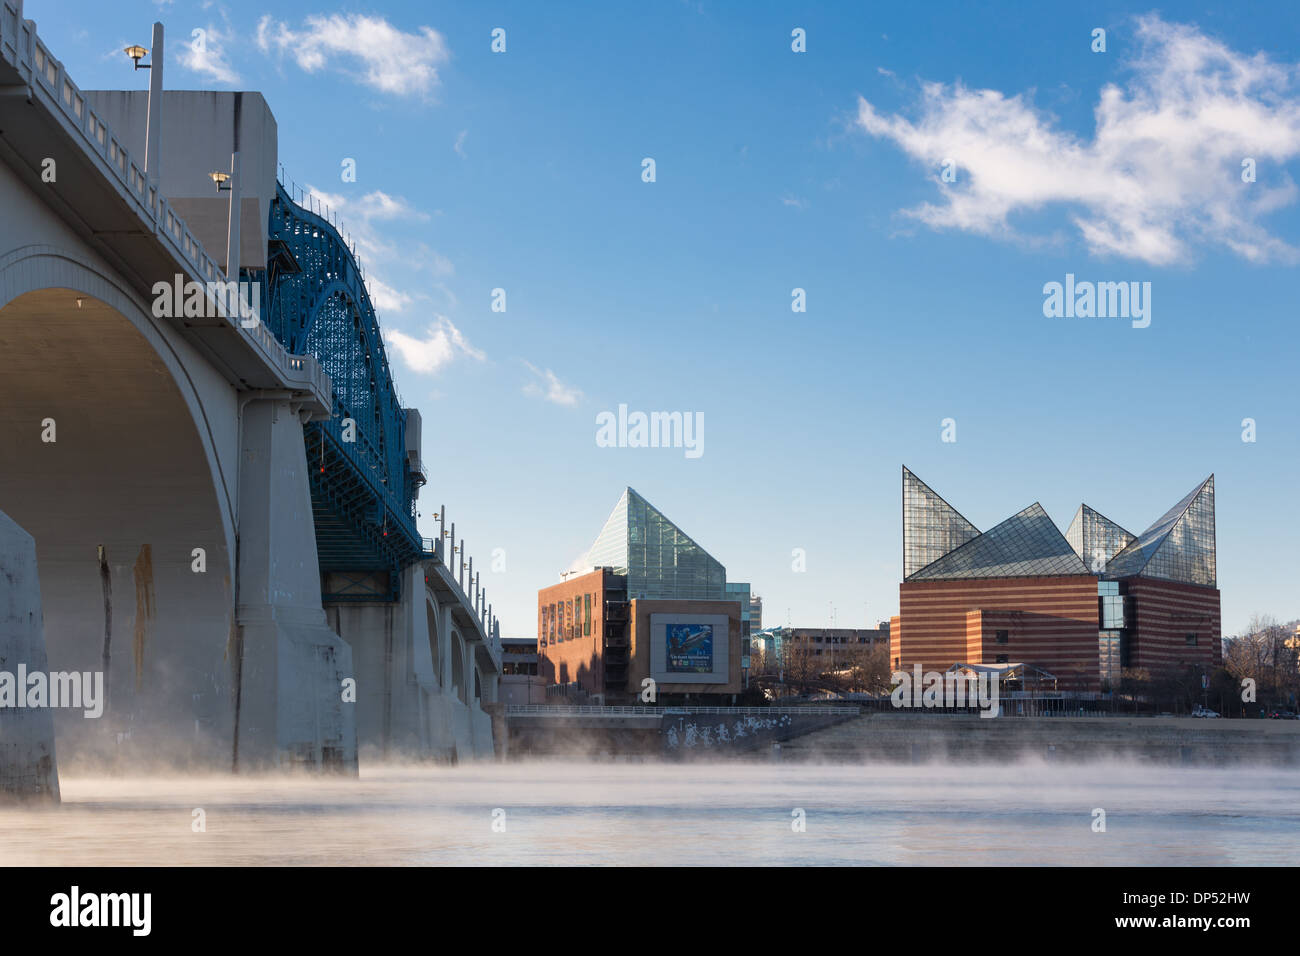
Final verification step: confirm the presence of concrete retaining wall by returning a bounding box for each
[778,714,1300,765]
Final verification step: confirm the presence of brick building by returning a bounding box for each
[537,488,748,704]
[890,467,1222,691]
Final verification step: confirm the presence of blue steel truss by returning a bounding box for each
[260,182,426,596]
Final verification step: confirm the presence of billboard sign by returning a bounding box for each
[667,622,714,673]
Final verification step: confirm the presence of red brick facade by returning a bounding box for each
[1125,577,1222,672]
[891,574,1223,691]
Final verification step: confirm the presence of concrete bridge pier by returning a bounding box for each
[327,563,498,764]
[0,510,60,801]
[233,397,356,772]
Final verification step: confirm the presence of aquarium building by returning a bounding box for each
[890,467,1221,691]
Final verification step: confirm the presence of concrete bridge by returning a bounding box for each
[0,5,501,792]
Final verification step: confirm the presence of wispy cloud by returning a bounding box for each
[856,15,1300,265]
[385,317,484,375]
[256,13,449,99]
[522,362,582,406]
[454,130,468,158]
[177,20,241,85]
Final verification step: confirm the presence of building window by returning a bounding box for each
[995,655,1009,664]
[584,594,592,636]
[1185,633,1198,646]
[995,630,1009,644]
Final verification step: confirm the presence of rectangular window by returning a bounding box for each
[567,600,574,640]
[996,655,1009,664]
[584,594,591,636]
[1185,633,1198,646]
[995,630,1009,644]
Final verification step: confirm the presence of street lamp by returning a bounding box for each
[209,171,231,192]
[124,45,151,70]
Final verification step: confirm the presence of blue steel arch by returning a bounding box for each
[260,182,425,594]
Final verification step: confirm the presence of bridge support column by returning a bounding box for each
[0,511,60,801]
[325,563,438,761]
[234,398,356,772]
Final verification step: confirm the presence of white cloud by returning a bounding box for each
[782,196,808,210]
[385,317,484,375]
[365,276,413,314]
[256,13,449,99]
[177,22,241,85]
[522,362,582,407]
[454,130,468,158]
[856,15,1300,265]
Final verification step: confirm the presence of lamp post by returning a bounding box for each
[123,22,164,181]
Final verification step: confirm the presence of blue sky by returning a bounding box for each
[37,0,1300,637]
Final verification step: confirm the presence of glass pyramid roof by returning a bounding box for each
[1066,504,1136,574]
[909,503,1090,580]
[579,487,727,601]
[1103,476,1215,586]
[903,466,981,579]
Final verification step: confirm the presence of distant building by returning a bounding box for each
[755,624,889,668]
[500,638,545,705]
[748,594,763,631]
[537,487,750,704]
[891,467,1222,691]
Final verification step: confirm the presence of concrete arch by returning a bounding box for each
[0,245,238,556]
[0,246,238,764]
[425,597,442,689]
[450,628,466,704]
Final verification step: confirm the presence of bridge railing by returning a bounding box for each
[0,3,329,409]
[506,705,861,717]
[421,510,501,663]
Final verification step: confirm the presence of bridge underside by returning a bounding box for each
[0,288,236,765]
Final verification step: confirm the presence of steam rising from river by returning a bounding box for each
[3,759,1298,865]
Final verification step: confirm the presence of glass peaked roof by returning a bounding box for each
[903,466,981,579]
[578,487,727,601]
[909,503,1090,581]
[1103,476,1216,586]
[583,489,630,571]
[1066,504,1136,573]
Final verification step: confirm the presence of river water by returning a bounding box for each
[3,760,1297,866]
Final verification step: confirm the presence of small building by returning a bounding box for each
[500,638,545,705]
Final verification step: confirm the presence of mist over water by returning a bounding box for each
[3,760,1298,865]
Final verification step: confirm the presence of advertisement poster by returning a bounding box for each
[667,623,713,673]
